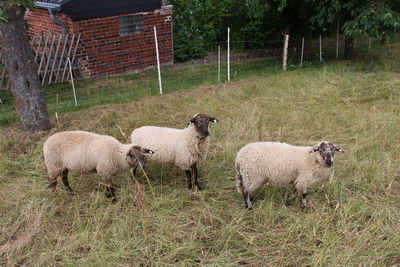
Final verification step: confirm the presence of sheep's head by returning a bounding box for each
[310,141,344,168]
[188,113,218,138]
[127,146,154,169]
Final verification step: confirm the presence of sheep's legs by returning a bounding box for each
[48,176,57,189]
[192,164,202,190]
[61,169,74,194]
[243,191,253,210]
[185,165,202,190]
[185,170,192,189]
[104,178,117,203]
[300,192,308,209]
[133,166,138,178]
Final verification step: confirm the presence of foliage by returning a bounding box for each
[306,0,400,39]
[169,0,400,62]
[169,0,231,62]
[0,0,34,21]
[169,0,316,62]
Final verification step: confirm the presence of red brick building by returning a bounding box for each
[25,0,173,77]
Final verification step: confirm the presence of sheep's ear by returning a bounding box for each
[188,117,196,125]
[310,145,319,153]
[334,145,344,153]
[128,146,140,157]
[209,117,218,123]
[142,148,154,155]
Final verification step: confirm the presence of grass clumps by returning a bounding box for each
[0,43,399,265]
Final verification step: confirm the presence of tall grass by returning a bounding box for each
[0,43,399,265]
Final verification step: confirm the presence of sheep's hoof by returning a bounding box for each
[48,182,57,190]
[300,203,308,211]
[111,198,118,204]
[245,204,253,210]
[195,184,203,191]
[105,190,113,198]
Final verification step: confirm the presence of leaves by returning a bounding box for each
[307,0,400,38]
[0,0,34,23]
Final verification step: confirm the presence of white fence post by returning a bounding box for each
[300,37,304,67]
[282,34,289,70]
[218,45,221,82]
[154,26,163,95]
[227,27,230,82]
[319,35,322,62]
[67,57,78,106]
[368,38,372,50]
[336,20,339,59]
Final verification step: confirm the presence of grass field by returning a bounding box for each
[0,43,399,265]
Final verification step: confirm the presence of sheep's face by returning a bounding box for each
[127,146,155,168]
[188,114,218,138]
[311,141,344,167]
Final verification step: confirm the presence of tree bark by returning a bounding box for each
[344,36,356,60]
[0,5,51,131]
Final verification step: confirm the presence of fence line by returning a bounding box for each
[0,33,388,94]
[0,31,81,91]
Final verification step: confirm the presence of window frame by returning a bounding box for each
[118,14,144,36]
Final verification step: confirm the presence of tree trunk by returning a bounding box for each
[344,36,356,60]
[0,6,51,131]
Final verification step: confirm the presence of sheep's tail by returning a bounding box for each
[236,164,244,194]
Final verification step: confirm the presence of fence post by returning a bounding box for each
[38,33,50,76]
[336,20,339,59]
[34,32,43,62]
[227,27,230,82]
[60,34,75,82]
[354,38,357,48]
[55,34,69,82]
[319,35,322,62]
[368,38,372,50]
[217,45,220,82]
[67,57,78,106]
[300,37,304,67]
[42,33,56,85]
[48,34,63,84]
[154,26,163,94]
[282,34,289,70]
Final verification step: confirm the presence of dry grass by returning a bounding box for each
[0,44,400,266]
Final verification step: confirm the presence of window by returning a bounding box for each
[119,14,144,36]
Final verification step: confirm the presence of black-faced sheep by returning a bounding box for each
[43,130,154,202]
[130,114,218,190]
[235,141,344,209]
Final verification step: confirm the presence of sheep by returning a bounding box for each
[235,141,344,209]
[130,114,218,190]
[43,130,154,202]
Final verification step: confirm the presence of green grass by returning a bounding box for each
[0,56,282,126]
[0,43,399,265]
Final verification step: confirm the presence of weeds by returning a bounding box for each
[0,44,399,265]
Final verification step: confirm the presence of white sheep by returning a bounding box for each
[130,114,218,190]
[43,130,154,202]
[235,141,344,209]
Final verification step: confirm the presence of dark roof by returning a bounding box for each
[36,0,70,11]
[35,0,162,20]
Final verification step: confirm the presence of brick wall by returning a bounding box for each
[25,6,173,78]
[25,8,74,37]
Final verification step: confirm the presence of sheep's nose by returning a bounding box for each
[326,161,332,167]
